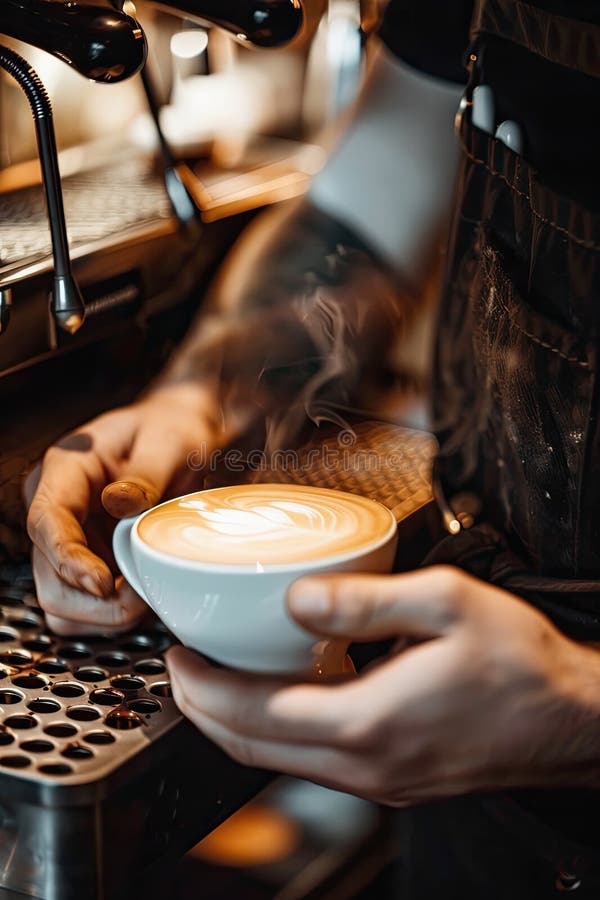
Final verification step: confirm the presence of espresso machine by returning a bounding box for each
[0,3,305,897]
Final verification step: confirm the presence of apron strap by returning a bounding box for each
[470,0,600,78]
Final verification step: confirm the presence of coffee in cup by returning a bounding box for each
[114,484,398,674]
[137,484,395,566]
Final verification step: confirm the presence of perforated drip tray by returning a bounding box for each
[0,581,181,787]
[0,573,269,899]
[0,582,181,785]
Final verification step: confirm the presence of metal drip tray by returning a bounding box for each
[0,574,269,900]
[0,618,179,787]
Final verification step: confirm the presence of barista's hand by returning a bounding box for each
[25,384,221,635]
[167,566,600,802]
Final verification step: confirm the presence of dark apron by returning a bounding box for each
[396,1,600,896]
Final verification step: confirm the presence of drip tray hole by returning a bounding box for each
[0,651,33,668]
[21,740,54,754]
[59,644,91,660]
[4,715,38,730]
[28,698,61,714]
[62,743,94,760]
[95,652,131,668]
[105,709,145,730]
[0,628,19,644]
[111,676,145,692]
[51,683,85,699]
[149,682,173,698]
[36,658,69,675]
[128,698,161,715]
[13,674,49,690]
[74,667,108,683]
[0,690,24,705]
[44,723,78,739]
[89,688,124,707]
[0,755,31,768]
[39,763,73,776]
[134,659,165,675]
[84,731,116,745]
[66,707,101,723]
[22,637,53,653]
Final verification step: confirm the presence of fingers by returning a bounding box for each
[27,496,113,598]
[288,566,472,641]
[26,444,114,598]
[167,649,417,802]
[33,549,147,632]
[166,646,358,746]
[168,654,355,785]
[101,414,202,519]
[44,615,135,637]
[174,704,355,790]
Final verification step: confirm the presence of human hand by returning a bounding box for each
[167,566,600,804]
[25,383,222,635]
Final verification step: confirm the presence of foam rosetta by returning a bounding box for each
[137,484,395,566]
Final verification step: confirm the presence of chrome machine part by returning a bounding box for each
[0,569,269,900]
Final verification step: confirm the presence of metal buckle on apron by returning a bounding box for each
[455,38,488,136]
[556,869,582,892]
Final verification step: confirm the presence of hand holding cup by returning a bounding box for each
[25,384,222,635]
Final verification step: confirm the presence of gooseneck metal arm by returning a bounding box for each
[0,45,85,334]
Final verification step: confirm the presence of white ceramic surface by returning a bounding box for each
[113,487,398,674]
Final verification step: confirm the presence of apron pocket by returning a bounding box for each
[467,233,596,574]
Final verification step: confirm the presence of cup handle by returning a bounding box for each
[113,517,146,601]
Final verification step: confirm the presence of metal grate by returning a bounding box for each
[253,421,436,523]
[0,157,172,269]
[0,576,182,786]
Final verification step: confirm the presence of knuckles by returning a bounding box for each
[427,565,468,603]
[351,763,396,802]
[107,601,143,630]
[323,581,380,633]
[336,714,387,753]
[223,735,261,768]
[25,500,45,543]
[219,691,258,737]
[422,565,471,625]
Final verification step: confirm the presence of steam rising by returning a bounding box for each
[258,248,407,455]
[166,244,410,470]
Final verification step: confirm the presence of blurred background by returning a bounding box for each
[0,0,380,177]
[0,4,426,897]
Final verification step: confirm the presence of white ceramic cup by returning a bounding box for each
[113,488,398,675]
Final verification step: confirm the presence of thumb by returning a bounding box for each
[287,567,468,641]
[102,420,201,519]
[102,477,161,519]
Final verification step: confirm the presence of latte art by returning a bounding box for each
[137,484,396,566]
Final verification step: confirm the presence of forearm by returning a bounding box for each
[157,233,404,448]
[152,40,462,442]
